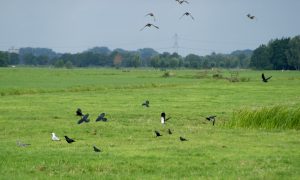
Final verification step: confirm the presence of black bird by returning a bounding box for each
[145,13,156,21]
[161,112,171,124]
[262,73,272,83]
[76,108,83,116]
[142,100,150,107]
[93,145,101,152]
[140,23,159,31]
[180,136,188,141]
[78,114,90,124]
[247,14,256,20]
[155,130,162,137]
[95,113,107,122]
[168,129,172,135]
[64,136,75,143]
[180,12,194,20]
[177,0,189,4]
[206,115,216,126]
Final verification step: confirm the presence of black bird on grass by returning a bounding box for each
[262,73,272,83]
[78,114,90,124]
[168,129,172,134]
[180,136,188,141]
[140,23,159,31]
[155,130,162,137]
[93,145,101,152]
[142,100,150,107]
[206,115,216,126]
[76,108,83,116]
[161,112,171,124]
[64,136,75,143]
[95,113,107,122]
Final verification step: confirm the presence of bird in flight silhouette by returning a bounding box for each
[262,73,272,83]
[155,130,162,137]
[95,113,107,122]
[145,13,156,21]
[180,12,194,20]
[176,0,189,4]
[140,23,159,31]
[247,14,256,20]
[78,114,90,124]
[142,100,150,107]
[64,136,75,143]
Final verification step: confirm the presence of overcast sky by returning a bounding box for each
[0,0,299,56]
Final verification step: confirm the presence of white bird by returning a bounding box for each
[51,132,60,141]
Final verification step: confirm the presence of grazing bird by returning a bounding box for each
[180,136,188,141]
[180,12,194,20]
[140,23,159,31]
[206,115,216,126]
[51,132,60,141]
[155,130,162,137]
[17,141,31,147]
[161,112,171,125]
[78,114,90,124]
[93,145,101,152]
[168,129,172,135]
[95,113,107,122]
[76,108,83,116]
[64,136,75,143]
[142,100,150,107]
[262,73,272,83]
[247,14,256,20]
[145,13,156,21]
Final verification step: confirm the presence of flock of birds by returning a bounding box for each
[140,0,256,31]
[17,73,271,151]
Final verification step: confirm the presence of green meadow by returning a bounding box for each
[0,68,300,179]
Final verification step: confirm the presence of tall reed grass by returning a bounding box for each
[227,105,300,130]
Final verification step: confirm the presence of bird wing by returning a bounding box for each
[78,118,84,124]
[140,25,147,31]
[189,14,195,20]
[266,76,272,80]
[152,24,159,29]
[179,14,186,19]
[262,73,266,81]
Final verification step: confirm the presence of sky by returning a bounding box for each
[0,0,299,56]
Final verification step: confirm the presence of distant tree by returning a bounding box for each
[269,38,290,70]
[23,53,37,65]
[150,56,160,68]
[113,53,122,68]
[250,45,272,69]
[54,59,64,68]
[65,61,73,69]
[0,51,8,67]
[286,35,300,70]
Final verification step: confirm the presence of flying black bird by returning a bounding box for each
[142,100,150,107]
[180,136,188,141]
[78,114,90,124]
[76,108,83,116]
[168,129,172,134]
[206,115,216,126]
[145,13,156,21]
[16,141,31,147]
[247,14,256,20]
[161,112,171,124]
[177,0,189,4]
[64,136,75,143]
[155,130,162,137]
[180,12,194,20]
[262,73,272,83]
[140,23,159,31]
[93,145,101,152]
[95,113,107,122]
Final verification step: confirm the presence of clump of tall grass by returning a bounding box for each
[226,105,300,130]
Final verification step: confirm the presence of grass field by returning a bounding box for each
[0,68,300,179]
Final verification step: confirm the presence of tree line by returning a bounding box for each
[0,35,299,70]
